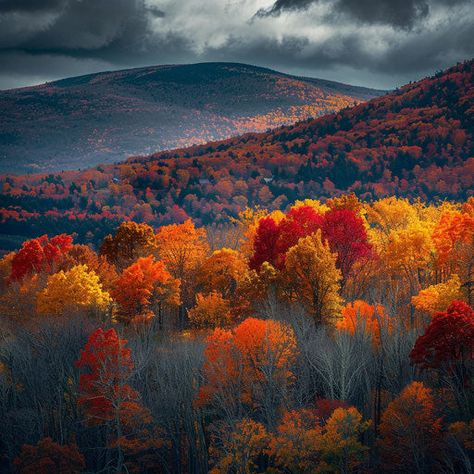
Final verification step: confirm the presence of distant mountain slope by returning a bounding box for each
[0,62,384,174]
[0,60,472,250]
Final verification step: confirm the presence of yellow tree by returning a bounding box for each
[291,198,329,214]
[282,230,342,325]
[208,419,269,474]
[326,192,363,214]
[37,265,111,317]
[365,196,419,237]
[236,262,279,316]
[412,274,463,315]
[58,243,118,292]
[319,407,370,473]
[188,291,232,329]
[383,223,435,326]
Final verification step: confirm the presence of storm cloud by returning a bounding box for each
[0,0,472,90]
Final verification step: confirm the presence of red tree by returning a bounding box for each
[249,217,281,270]
[321,208,372,280]
[249,206,324,271]
[13,437,85,474]
[75,328,137,424]
[410,300,474,369]
[276,205,324,267]
[10,234,73,280]
[75,328,162,472]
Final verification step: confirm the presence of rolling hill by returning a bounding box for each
[0,62,383,174]
[0,59,472,251]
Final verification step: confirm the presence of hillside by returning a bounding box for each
[0,62,383,174]
[0,59,472,250]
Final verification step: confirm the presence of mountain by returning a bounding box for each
[0,62,384,174]
[0,59,472,251]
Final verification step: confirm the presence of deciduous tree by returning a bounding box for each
[282,230,342,324]
[100,221,156,269]
[36,264,111,316]
[10,234,73,280]
[377,381,443,473]
[198,318,297,425]
[111,256,180,325]
[13,437,85,474]
[209,419,269,474]
[188,291,232,329]
[412,274,463,314]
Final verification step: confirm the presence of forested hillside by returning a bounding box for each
[0,194,473,472]
[0,60,472,251]
[0,62,381,174]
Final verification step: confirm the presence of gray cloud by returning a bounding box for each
[258,0,469,30]
[0,0,66,13]
[0,0,472,90]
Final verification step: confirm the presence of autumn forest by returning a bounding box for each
[0,189,473,472]
[0,49,473,474]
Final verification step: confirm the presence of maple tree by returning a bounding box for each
[275,205,324,268]
[267,405,369,473]
[337,300,390,345]
[13,437,85,474]
[197,248,247,300]
[410,300,474,370]
[209,419,269,474]
[36,264,111,316]
[377,381,443,473]
[248,216,281,271]
[75,328,159,472]
[10,234,73,281]
[198,318,297,417]
[433,210,474,305]
[319,407,370,473]
[111,256,180,325]
[75,328,136,424]
[321,208,372,283]
[58,243,119,292]
[155,219,209,319]
[267,408,322,471]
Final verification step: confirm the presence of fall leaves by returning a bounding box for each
[1,193,474,473]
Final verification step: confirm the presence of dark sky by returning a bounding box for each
[0,0,473,90]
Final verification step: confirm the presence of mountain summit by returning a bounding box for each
[0,62,383,174]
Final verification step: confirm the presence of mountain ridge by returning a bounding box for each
[0,62,384,174]
[0,59,472,251]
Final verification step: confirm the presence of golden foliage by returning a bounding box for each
[412,274,463,314]
[282,230,342,324]
[188,291,232,329]
[37,264,111,316]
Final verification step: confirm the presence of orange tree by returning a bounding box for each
[377,381,444,473]
[197,318,297,426]
[111,256,180,325]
